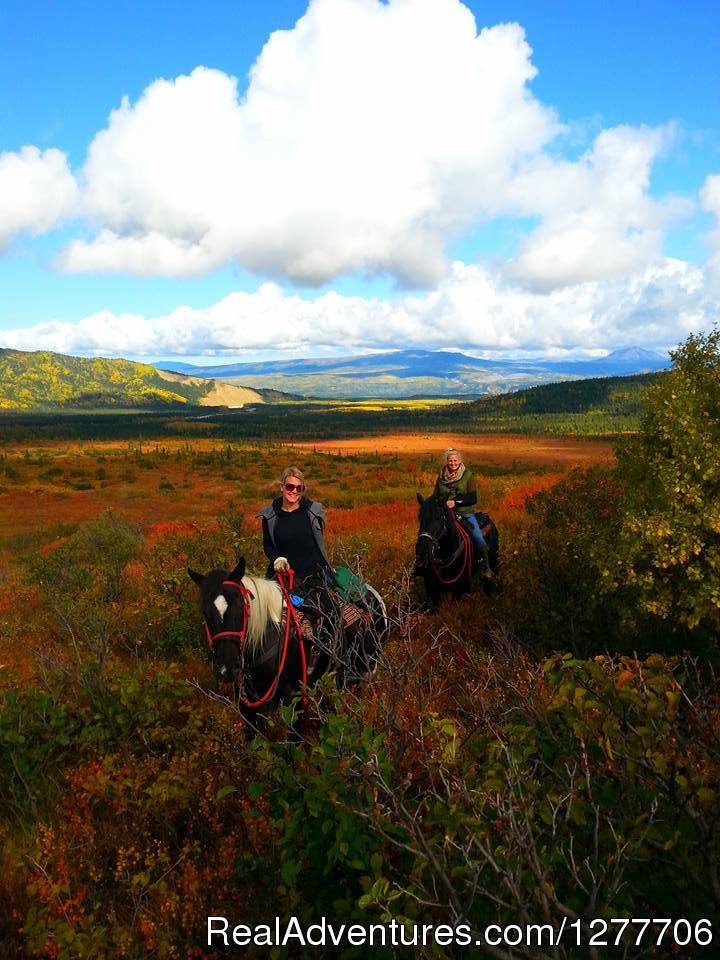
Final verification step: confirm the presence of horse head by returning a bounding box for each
[414,493,450,570]
[189,558,389,707]
[188,558,248,687]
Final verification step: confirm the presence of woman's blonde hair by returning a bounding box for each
[280,465,305,488]
[443,448,463,464]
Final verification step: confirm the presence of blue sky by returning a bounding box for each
[0,0,718,361]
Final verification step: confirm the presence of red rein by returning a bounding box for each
[205,572,307,709]
[432,512,473,586]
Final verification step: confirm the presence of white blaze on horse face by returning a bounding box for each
[214,594,228,621]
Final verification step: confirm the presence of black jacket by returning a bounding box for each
[257,497,331,579]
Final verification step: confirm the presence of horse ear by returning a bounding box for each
[416,492,424,505]
[228,557,246,583]
[188,568,205,587]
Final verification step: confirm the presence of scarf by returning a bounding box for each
[441,462,465,485]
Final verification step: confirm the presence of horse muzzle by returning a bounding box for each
[214,657,241,686]
[414,539,434,571]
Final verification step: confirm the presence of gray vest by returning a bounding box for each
[257,499,331,569]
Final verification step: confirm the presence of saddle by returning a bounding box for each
[457,511,493,537]
[293,588,371,642]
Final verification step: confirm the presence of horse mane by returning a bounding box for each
[241,574,284,653]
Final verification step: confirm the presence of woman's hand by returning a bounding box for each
[274,557,290,573]
[446,499,456,509]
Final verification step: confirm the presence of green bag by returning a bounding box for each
[333,566,368,603]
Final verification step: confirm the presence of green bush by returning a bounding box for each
[502,331,720,659]
[139,514,262,658]
[613,330,720,639]
[356,653,720,955]
[504,466,629,657]
[248,692,396,930]
[26,510,143,660]
[0,666,197,825]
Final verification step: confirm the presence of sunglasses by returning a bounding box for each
[283,482,303,493]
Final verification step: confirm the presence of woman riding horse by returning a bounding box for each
[256,464,340,648]
[434,449,492,578]
[256,465,333,588]
[258,463,388,671]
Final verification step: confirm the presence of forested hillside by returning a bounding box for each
[0,372,657,442]
[431,372,659,434]
[0,349,265,410]
[459,372,656,415]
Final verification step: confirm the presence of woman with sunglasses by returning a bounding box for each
[257,465,333,585]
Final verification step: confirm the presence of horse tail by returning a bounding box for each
[364,583,388,637]
[359,583,389,676]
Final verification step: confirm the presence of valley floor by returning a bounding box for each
[293,431,614,467]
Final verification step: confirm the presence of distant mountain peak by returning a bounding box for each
[153,345,670,399]
[606,346,667,361]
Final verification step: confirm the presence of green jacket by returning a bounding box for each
[433,468,477,516]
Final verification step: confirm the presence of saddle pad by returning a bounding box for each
[339,602,371,629]
[295,611,315,643]
[459,512,493,535]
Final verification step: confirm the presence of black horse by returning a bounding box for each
[414,494,499,604]
[188,558,389,710]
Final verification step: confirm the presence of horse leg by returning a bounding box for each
[484,527,500,594]
[424,572,441,607]
[237,701,266,739]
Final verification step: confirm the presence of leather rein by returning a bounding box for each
[418,507,473,586]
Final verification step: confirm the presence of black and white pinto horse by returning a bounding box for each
[414,494,500,604]
[188,558,388,710]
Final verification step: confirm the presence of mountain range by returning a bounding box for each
[0,346,670,410]
[156,347,670,399]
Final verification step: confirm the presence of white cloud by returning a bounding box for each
[702,174,720,217]
[59,0,557,283]
[0,0,705,303]
[60,230,220,277]
[506,126,689,289]
[0,146,78,249]
[701,173,720,278]
[2,258,715,358]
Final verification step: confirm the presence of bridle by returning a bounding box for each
[203,579,252,652]
[203,572,307,710]
[417,503,472,586]
[417,502,449,556]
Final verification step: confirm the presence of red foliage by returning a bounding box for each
[497,473,563,512]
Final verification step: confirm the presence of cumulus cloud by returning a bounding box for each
[2,258,715,358]
[506,126,688,290]
[59,0,558,283]
[0,0,703,299]
[0,146,78,249]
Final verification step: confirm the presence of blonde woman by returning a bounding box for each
[434,449,492,576]
[257,466,332,585]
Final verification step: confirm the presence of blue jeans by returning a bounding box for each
[460,512,487,551]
